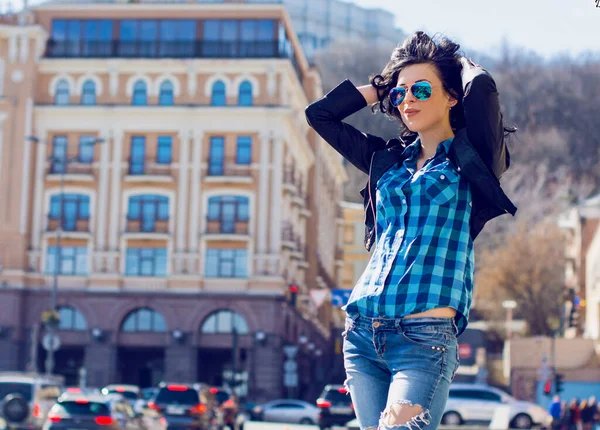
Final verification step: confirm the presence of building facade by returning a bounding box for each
[559,193,600,339]
[282,0,404,61]
[0,0,346,402]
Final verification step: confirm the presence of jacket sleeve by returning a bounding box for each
[305,79,387,175]
[461,63,510,179]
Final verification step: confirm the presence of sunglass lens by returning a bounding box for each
[412,82,432,100]
[390,87,406,106]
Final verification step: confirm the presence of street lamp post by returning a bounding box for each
[28,136,104,375]
[502,299,517,339]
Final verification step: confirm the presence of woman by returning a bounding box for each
[581,396,597,430]
[305,32,516,429]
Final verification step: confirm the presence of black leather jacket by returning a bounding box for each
[305,64,517,251]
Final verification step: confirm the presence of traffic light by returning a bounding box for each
[289,284,298,307]
[543,379,552,396]
[554,373,564,394]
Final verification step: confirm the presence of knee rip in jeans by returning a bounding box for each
[378,400,431,430]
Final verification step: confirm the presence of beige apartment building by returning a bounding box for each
[0,0,347,401]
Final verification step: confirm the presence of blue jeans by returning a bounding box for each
[342,314,459,429]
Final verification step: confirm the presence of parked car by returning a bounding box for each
[101,385,144,413]
[316,384,355,430]
[252,399,319,425]
[147,383,221,430]
[0,372,64,430]
[42,392,145,430]
[442,383,552,428]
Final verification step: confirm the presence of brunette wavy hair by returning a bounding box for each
[370,31,466,140]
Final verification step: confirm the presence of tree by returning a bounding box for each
[474,222,565,336]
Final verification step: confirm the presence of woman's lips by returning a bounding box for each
[404,110,420,118]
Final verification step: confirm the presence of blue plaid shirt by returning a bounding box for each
[343,137,474,335]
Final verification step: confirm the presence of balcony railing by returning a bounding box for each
[128,158,172,177]
[207,159,252,178]
[48,161,93,175]
[205,219,249,235]
[126,219,169,233]
[46,40,285,60]
[47,218,90,232]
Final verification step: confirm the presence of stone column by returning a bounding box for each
[84,342,117,387]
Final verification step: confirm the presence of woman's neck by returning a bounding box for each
[417,125,455,160]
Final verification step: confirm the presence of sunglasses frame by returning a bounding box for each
[389,81,435,107]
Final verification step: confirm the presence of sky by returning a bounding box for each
[351,0,599,59]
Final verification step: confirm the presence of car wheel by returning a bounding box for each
[441,411,462,426]
[1,394,30,423]
[512,413,533,429]
[299,417,313,425]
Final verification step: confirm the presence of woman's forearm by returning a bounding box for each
[357,84,380,106]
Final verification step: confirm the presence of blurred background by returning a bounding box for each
[0,0,598,429]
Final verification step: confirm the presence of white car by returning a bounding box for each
[253,399,320,425]
[442,383,551,428]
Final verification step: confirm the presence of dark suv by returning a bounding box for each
[316,384,354,430]
[148,383,220,430]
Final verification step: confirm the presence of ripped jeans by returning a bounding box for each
[342,314,459,430]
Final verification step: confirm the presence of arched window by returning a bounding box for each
[127,194,169,232]
[132,80,147,106]
[207,196,249,234]
[81,80,96,105]
[238,80,253,106]
[49,193,90,232]
[121,307,166,332]
[211,80,226,106]
[57,306,87,331]
[158,80,174,106]
[55,79,70,106]
[200,310,248,334]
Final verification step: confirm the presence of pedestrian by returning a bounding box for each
[564,398,581,430]
[305,31,516,430]
[549,395,563,430]
[582,396,597,430]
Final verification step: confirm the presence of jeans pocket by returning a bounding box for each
[401,327,447,352]
[341,317,356,339]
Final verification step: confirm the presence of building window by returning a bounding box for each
[208,136,225,175]
[54,79,70,105]
[200,309,249,334]
[238,80,253,106]
[81,80,96,105]
[51,136,68,173]
[158,80,174,106]
[207,196,249,234]
[205,249,247,278]
[127,195,169,232]
[211,80,226,106]
[46,246,88,275]
[121,307,166,332]
[78,135,95,163]
[157,136,172,164]
[343,225,354,244]
[129,136,146,174]
[132,80,147,106]
[49,194,90,231]
[125,248,167,276]
[58,306,88,331]
[236,136,252,164]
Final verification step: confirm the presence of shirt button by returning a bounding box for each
[402,199,406,204]
[440,174,446,180]
[372,321,381,328]
[469,201,473,207]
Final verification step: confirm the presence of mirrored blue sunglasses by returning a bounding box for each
[389,81,433,107]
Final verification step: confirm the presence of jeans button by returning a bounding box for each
[372,321,381,328]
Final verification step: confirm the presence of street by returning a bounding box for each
[244,422,347,430]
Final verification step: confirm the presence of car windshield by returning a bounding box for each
[0,382,33,402]
[324,389,350,404]
[106,390,137,400]
[56,401,110,416]
[155,388,198,405]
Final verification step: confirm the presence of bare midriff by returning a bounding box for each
[404,307,456,319]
